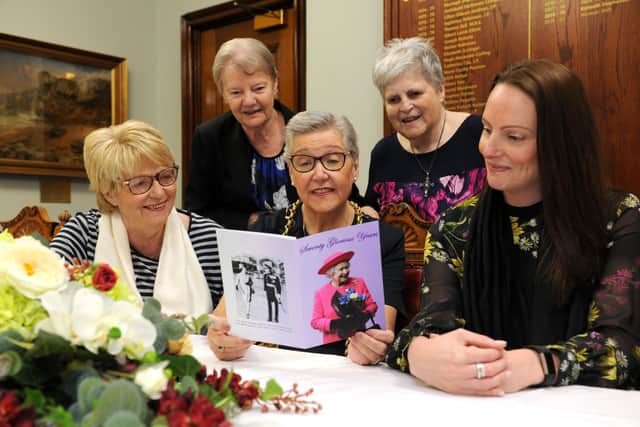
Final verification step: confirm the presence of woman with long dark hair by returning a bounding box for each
[386,59,640,394]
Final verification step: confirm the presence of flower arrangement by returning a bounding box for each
[0,231,319,426]
[331,288,377,339]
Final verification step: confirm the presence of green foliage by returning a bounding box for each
[76,377,106,415]
[0,350,22,378]
[29,231,49,247]
[177,375,199,395]
[150,416,169,427]
[74,378,151,427]
[261,379,284,401]
[142,299,186,353]
[0,330,24,352]
[182,313,210,335]
[159,354,202,379]
[28,330,75,358]
[0,284,49,340]
[102,410,146,427]
[21,388,76,427]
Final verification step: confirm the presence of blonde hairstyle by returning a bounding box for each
[212,37,278,92]
[372,37,444,94]
[83,120,175,213]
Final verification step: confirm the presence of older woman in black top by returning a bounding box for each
[185,38,367,230]
[208,111,405,364]
[387,60,640,394]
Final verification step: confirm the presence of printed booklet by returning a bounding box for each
[216,221,385,349]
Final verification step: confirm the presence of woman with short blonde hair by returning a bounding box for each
[51,120,223,317]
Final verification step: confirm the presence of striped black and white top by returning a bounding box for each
[50,208,223,308]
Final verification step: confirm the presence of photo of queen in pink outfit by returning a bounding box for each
[310,251,378,344]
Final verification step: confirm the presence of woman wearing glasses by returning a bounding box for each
[207,111,405,363]
[50,120,223,317]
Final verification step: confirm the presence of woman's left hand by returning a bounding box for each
[347,328,394,365]
[500,349,544,393]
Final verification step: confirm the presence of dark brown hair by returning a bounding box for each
[492,59,607,302]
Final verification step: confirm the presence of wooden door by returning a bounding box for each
[180,0,306,195]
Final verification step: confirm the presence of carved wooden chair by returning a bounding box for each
[0,206,71,242]
[380,203,431,331]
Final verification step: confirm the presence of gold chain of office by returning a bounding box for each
[281,199,364,236]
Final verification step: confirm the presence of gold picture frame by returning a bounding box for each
[0,33,127,178]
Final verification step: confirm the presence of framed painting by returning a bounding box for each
[0,33,127,178]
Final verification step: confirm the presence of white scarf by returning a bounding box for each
[95,209,212,317]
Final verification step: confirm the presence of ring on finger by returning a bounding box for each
[475,362,486,379]
[217,345,225,352]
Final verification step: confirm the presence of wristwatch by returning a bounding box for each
[526,345,557,387]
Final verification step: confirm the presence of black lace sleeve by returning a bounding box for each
[549,193,640,387]
[386,197,478,372]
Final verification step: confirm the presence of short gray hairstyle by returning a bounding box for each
[284,111,359,159]
[372,37,444,94]
[212,38,278,92]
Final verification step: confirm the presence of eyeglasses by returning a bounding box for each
[288,152,351,173]
[123,166,179,195]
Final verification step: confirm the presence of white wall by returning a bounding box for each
[0,0,383,220]
[307,0,383,192]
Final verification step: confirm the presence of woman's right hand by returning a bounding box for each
[207,315,254,361]
[407,328,510,396]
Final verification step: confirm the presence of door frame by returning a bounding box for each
[180,0,306,194]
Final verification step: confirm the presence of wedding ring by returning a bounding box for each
[217,345,225,352]
[475,362,486,379]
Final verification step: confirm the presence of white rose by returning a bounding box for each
[0,236,68,298]
[134,361,170,399]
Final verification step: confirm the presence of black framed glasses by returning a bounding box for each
[123,165,179,195]
[289,152,351,173]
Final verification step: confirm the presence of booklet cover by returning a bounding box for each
[216,221,385,349]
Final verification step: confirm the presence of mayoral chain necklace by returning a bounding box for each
[408,111,447,197]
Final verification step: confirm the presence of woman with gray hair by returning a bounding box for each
[185,38,364,230]
[207,111,406,364]
[184,38,295,230]
[50,120,223,317]
[364,37,485,226]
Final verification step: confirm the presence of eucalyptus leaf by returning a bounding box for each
[63,366,100,401]
[103,410,146,427]
[161,318,186,340]
[142,299,163,324]
[77,377,106,414]
[0,350,22,378]
[93,379,148,425]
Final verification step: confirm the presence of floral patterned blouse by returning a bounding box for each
[386,193,640,388]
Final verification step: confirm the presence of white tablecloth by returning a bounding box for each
[190,335,640,426]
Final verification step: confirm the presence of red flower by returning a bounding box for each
[0,390,36,427]
[158,383,230,427]
[157,382,188,415]
[92,263,118,291]
[236,382,260,409]
[186,395,228,426]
